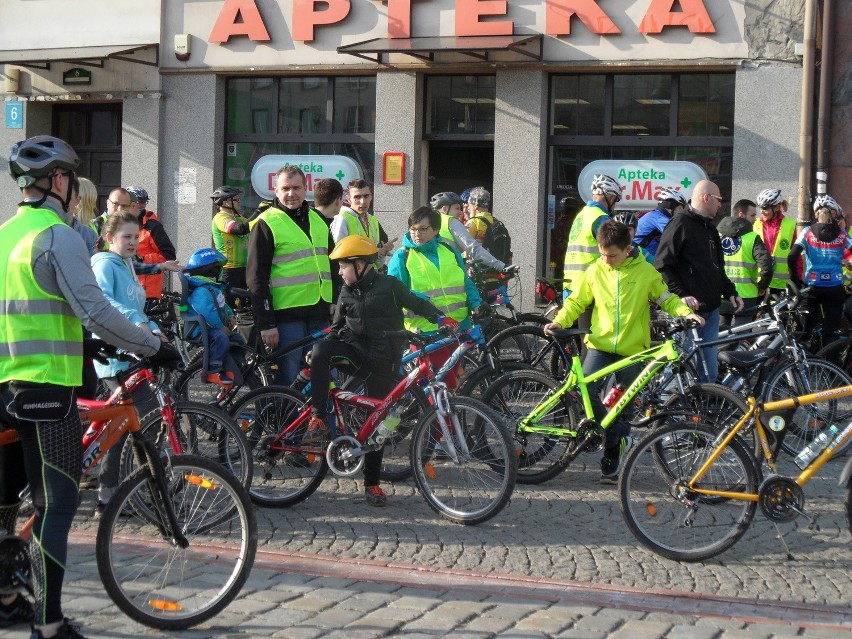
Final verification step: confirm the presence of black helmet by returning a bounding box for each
[613,212,638,228]
[9,136,79,186]
[124,185,149,203]
[211,185,243,206]
[430,191,463,210]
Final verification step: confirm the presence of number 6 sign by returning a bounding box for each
[6,101,23,129]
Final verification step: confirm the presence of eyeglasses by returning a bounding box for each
[708,194,723,202]
[108,199,134,210]
[409,225,432,233]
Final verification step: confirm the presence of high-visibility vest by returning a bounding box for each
[0,206,83,386]
[403,243,468,332]
[754,216,796,290]
[722,232,759,298]
[255,209,332,309]
[339,209,381,244]
[563,205,607,291]
[438,213,455,245]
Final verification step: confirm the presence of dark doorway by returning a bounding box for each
[53,104,123,212]
[427,142,494,201]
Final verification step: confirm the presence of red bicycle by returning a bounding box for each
[228,329,517,525]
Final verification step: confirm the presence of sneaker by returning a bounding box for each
[364,485,388,507]
[302,415,329,445]
[0,594,32,628]
[599,436,635,484]
[30,619,87,639]
[93,500,107,520]
[206,372,234,388]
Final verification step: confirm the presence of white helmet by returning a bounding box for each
[813,194,842,215]
[591,174,622,201]
[757,188,784,209]
[657,187,687,207]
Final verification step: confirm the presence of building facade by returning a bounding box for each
[2,0,848,306]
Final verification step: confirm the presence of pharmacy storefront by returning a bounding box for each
[1,1,806,304]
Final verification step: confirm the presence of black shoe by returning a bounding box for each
[0,594,33,628]
[30,618,87,639]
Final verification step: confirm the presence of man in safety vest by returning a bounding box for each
[718,199,773,326]
[330,179,397,260]
[124,186,177,305]
[387,206,482,388]
[753,188,798,296]
[0,135,178,639]
[247,165,335,385]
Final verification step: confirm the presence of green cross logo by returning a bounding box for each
[336,170,345,180]
[680,177,692,189]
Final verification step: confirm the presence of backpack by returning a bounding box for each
[475,216,512,264]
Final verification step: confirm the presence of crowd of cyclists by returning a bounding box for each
[2,133,850,637]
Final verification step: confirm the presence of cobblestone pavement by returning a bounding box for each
[2,454,849,638]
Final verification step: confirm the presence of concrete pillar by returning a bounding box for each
[159,73,225,262]
[372,72,424,243]
[122,94,162,214]
[493,69,548,312]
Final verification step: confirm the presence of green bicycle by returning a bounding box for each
[480,316,746,484]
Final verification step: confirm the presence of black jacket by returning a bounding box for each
[654,206,738,312]
[331,268,442,363]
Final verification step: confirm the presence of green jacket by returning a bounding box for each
[553,252,691,356]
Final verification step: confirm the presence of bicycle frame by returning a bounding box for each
[519,338,684,436]
[687,385,852,500]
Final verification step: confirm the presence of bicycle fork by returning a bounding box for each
[431,383,470,463]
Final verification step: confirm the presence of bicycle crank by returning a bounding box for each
[326,435,365,477]
[758,476,806,523]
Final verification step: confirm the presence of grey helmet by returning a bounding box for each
[211,185,244,206]
[591,174,622,201]
[9,135,79,186]
[813,194,842,216]
[657,187,687,207]
[757,188,784,209]
[124,186,150,203]
[430,191,463,210]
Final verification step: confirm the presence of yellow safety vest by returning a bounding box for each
[723,232,759,298]
[438,213,455,245]
[0,206,83,386]
[339,209,381,244]
[563,205,608,291]
[754,216,796,290]
[254,208,332,310]
[404,243,468,332]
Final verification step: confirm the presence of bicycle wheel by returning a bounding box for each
[228,386,328,507]
[410,397,516,525]
[480,369,578,484]
[657,383,758,461]
[456,360,531,400]
[171,348,267,408]
[619,422,759,562]
[761,358,852,457]
[96,454,257,629]
[120,402,253,489]
[815,336,852,370]
[485,324,568,378]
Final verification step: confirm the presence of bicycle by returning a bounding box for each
[618,381,852,561]
[0,348,257,629]
[228,329,517,525]
[479,317,747,485]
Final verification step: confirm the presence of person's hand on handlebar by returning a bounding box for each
[684,313,705,327]
[543,322,562,336]
[437,316,460,332]
[502,264,520,276]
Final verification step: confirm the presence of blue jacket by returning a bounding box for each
[185,274,234,337]
[387,232,482,330]
[91,251,158,377]
[633,208,672,259]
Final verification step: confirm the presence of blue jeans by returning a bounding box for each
[207,327,230,373]
[692,309,720,383]
[274,318,330,386]
[582,349,636,450]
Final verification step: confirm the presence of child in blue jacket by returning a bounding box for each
[184,248,239,387]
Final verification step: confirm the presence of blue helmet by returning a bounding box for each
[460,188,474,203]
[186,247,226,273]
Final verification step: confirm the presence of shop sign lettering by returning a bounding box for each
[577,160,708,211]
[209,0,715,44]
[250,155,362,200]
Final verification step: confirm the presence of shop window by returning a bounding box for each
[425,75,496,136]
[226,78,274,134]
[551,75,605,136]
[679,74,734,136]
[613,74,671,136]
[333,76,376,134]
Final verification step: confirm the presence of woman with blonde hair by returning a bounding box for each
[75,176,100,229]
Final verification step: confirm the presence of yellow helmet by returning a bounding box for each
[329,234,379,263]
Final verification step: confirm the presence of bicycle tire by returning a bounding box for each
[120,402,253,490]
[171,347,268,408]
[96,454,257,629]
[456,360,531,400]
[410,397,516,525]
[816,336,852,372]
[480,368,579,484]
[761,358,852,457]
[619,422,759,562]
[485,324,568,378]
[228,386,328,507]
[656,383,758,461]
